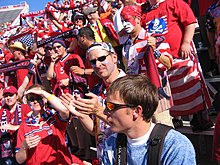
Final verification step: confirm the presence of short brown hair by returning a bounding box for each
[107,74,158,122]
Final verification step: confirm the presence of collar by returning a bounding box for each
[60,53,69,62]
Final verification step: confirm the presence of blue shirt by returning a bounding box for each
[102,126,196,165]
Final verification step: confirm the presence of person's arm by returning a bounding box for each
[46,52,58,80]
[16,135,41,164]
[148,36,172,69]
[25,89,69,119]
[17,73,31,99]
[23,17,35,29]
[70,66,94,76]
[47,11,63,31]
[60,93,95,135]
[73,92,108,123]
[180,23,196,59]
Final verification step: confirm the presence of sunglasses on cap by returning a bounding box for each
[105,101,136,112]
[90,54,111,66]
[52,45,62,50]
[27,96,43,102]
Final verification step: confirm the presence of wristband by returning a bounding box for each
[84,69,86,75]
[47,94,55,101]
[154,49,161,59]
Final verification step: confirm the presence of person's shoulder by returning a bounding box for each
[165,129,192,144]
[161,129,196,164]
[104,133,118,147]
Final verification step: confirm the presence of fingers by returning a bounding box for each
[26,135,41,149]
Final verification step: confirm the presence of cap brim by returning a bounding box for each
[9,45,25,51]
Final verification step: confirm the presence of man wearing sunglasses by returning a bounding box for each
[47,39,85,96]
[61,42,126,164]
[102,74,196,164]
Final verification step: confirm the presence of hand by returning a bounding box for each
[72,92,104,116]
[25,88,44,96]
[60,93,82,117]
[0,123,19,131]
[23,134,41,149]
[148,36,156,50]
[179,42,192,59]
[70,66,84,75]
[51,52,59,62]
[60,78,69,87]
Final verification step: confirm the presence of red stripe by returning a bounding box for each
[172,89,202,105]
[171,79,199,93]
[170,103,205,116]
[169,65,196,82]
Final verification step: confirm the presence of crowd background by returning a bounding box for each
[0,0,219,164]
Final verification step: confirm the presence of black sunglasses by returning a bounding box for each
[27,96,43,102]
[90,54,110,66]
[52,45,62,50]
[105,101,136,112]
[3,93,15,97]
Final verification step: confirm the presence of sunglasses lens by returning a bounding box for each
[90,59,96,66]
[28,96,42,102]
[98,56,107,62]
[106,102,115,111]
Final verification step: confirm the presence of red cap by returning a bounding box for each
[3,86,18,95]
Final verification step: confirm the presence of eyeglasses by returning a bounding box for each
[27,96,43,102]
[3,93,15,98]
[52,45,62,50]
[90,54,110,66]
[105,101,136,112]
[46,47,52,51]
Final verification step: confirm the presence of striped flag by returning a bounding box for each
[16,33,34,47]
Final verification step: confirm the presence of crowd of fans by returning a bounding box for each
[0,0,219,164]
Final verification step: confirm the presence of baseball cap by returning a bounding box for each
[3,86,18,96]
[83,6,98,16]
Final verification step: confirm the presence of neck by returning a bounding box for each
[104,68,120,86]
[61,52,67,58]
[126,120,151,139]
[9,102,17,113]
[130,26,142,42]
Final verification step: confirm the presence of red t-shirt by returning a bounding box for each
[141,0,196,58]
[16,113,72,165]
[54,53,85,83]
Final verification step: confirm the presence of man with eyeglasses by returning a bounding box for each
[46,39,85,96]
[0,86,31,165]
[60,42,126,164]
[102,74,196,164]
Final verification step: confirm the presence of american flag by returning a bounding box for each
[16,33,34,47]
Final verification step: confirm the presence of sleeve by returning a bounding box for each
[173,0,196,26]
[161,130,196,164]
[213,113,220,163]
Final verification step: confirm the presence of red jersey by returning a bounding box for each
[54,53,85,83]
[16,113,72,165]
[141,0,196,58]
